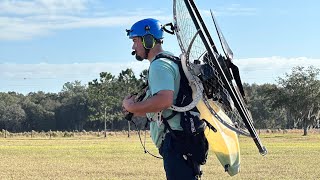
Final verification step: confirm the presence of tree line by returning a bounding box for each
[0,66,319,135]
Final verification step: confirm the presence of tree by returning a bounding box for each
[0,93,25,131]
[244,83,287,129]
[21,97,55,131]
[56,81,89,130]
[87,69,143,131]
[88,72,117,130]
[0,104,26,132]
[268,66,320,135]
[0,92,19,105]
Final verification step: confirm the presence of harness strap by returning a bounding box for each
[154,53,180,62]
[162,111,178,121]
[162,118,179,140]
[153,53,189,119]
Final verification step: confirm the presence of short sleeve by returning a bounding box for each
[148,60,178,96]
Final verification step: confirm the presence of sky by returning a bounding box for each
[0,0,320,94]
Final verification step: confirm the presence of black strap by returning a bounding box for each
[229,62,245,98]
[154,53,180,63]
[202,119,217,132]
[153,53,190,134]
[152,53,181,123]
[162,111,178,121]
[162,119,179,140]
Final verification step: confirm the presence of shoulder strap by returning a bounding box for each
[153,53,194,107]
[153,53,201,137]
[153,52,199,117]
[154,53,180,63]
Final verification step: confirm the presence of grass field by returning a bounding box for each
[0,131,320,180]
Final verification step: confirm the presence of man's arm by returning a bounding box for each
[123,90,174,115]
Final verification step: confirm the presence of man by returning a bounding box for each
[122,18,201,180]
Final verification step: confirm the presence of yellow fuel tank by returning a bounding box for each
[198,99,240,176]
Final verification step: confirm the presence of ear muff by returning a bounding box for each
[142,34,156,49]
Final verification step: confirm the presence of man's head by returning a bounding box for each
[126,18,164,61]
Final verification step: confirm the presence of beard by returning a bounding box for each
[132,50,145,61]
[135,54,144,61]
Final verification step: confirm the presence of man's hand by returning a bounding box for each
[122,90,173,116]
[122,94,137,113]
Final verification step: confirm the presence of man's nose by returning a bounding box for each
[132,42,138,50]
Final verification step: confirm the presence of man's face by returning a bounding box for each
[132,37,146,60]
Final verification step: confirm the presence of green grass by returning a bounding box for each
[1,132,320,180]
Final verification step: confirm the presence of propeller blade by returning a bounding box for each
[210,10,234,60]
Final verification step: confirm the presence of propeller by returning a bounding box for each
[210,10,234,61]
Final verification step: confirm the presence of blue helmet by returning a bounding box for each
[127,18,163,40]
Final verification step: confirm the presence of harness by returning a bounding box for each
[153,53,210,174]
[152,53,199,128]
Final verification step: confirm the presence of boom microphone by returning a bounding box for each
[131,50,143,61]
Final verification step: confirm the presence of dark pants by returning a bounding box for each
[159,132,201,180]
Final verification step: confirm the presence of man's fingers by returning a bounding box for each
[125,94,137,100]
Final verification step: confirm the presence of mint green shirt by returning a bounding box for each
[146,52,183,148]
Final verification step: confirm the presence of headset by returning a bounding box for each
[142,33,156,49]
[140,25,155,49]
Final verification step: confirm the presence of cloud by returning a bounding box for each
[0,0,89,15]
[1,57,319,94]
[202,4,258,17]
[0,0,171,40]
[233,57,320,84]
[0,1,256,41]
[234,56,319,72]
[0,60,150,93]
[0,61,150,80]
